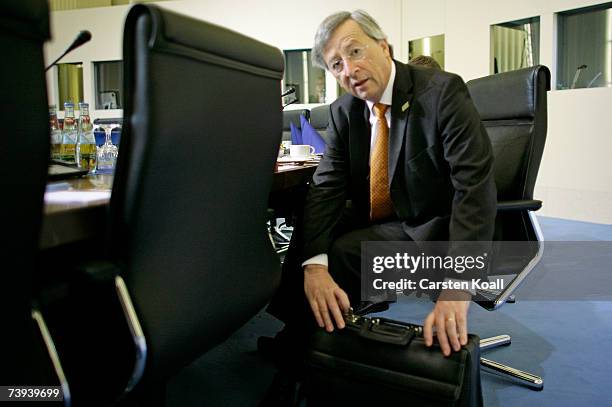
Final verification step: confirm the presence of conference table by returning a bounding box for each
[40,162,317,250]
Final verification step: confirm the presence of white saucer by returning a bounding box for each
[278,155,314,163]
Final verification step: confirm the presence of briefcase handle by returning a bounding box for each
[345,310,423,346]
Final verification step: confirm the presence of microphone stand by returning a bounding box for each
[281,87,296,98]
[587,72,602,88]
[283,98,298,109]
[570,64,587,89]
[46,50,74,71]
[45,31,92,71]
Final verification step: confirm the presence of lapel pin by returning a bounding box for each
[401,101,410,112]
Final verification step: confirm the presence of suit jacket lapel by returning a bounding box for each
[349,99,370,211]
[349,100,369,176]
[389,61,414,183]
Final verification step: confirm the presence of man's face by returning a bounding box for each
[323,19,392,102]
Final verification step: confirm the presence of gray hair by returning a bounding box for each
[311,10,387,70]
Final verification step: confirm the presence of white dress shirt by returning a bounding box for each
[302,63,396,269]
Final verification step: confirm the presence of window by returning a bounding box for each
[408,34,445,69]
[490,17,540,74]
[94,60,123,109]
[557,3,612,89]
[283,49,326,104]
[57,63,83,110]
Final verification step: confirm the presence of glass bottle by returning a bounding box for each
[60,102,77,163]
[49,105,62,160]
[76,102,97,172]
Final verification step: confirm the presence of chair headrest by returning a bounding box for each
[137,4,283,75]
[309,105,330,130]
[466,65,551,121]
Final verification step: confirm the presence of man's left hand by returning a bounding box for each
[423,290,471,356]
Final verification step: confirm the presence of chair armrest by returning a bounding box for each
[497,200,542,212]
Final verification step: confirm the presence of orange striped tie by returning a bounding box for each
[370,103,394,221]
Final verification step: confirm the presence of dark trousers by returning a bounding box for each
[266,209,412,329]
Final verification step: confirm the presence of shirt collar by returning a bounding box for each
[366,61,395,112]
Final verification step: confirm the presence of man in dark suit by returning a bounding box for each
[267,9,495,358]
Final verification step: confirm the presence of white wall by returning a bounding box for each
[46,5,131,120]
[47,0,612,224]
[46,0,403,114]
[402,0,612,224]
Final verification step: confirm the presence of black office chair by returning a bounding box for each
[0,1,71,403]
[467,65,550,390]
[114,4,283,403]
[308,104,331,145]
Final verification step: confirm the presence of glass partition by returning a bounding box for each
[94,60,123,109]
[283,49,326,104]
[57,63,83,110]
[408,34,445,69]
[490,17,540,74]
[557,3,612,89]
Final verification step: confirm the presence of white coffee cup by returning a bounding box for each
[290,144,315,158]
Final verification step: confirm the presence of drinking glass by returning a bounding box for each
[96,124,119,174]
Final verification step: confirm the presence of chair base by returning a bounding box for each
[268,220,292,254]
[479,335,544,390]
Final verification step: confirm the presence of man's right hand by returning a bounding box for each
[304,264,350,332]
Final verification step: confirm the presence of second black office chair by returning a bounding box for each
[308,104,331,145]
[467,65,551,390]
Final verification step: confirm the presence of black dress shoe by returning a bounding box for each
[257,326,308,375]
[352,301,391,316]
[259,371,300,407]
[257,335,280,363]
[257,326,297,363]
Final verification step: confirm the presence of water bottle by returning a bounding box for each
[49,105,62,160]
[60,102,77,163]
[76,102,97,172]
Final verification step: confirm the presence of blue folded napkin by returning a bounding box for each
[290,121,302,145]
[300,114,326,154]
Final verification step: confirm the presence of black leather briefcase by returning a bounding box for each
[303,312,483,407]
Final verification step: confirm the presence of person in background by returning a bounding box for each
[409,54,442,70]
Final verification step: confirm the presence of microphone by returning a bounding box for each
[281,87,296,98]
[570,64,587,89]
[45,30,92,71]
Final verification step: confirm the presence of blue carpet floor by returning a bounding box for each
[168,216,612,406]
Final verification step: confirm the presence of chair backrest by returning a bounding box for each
[0,0,51,385]
[466,66,550,203]
[114,4,283,383]
[468,67,550,308]
[309,104,331,144]
[282,109,309,141]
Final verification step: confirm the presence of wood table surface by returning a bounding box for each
[41,163,317,250]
